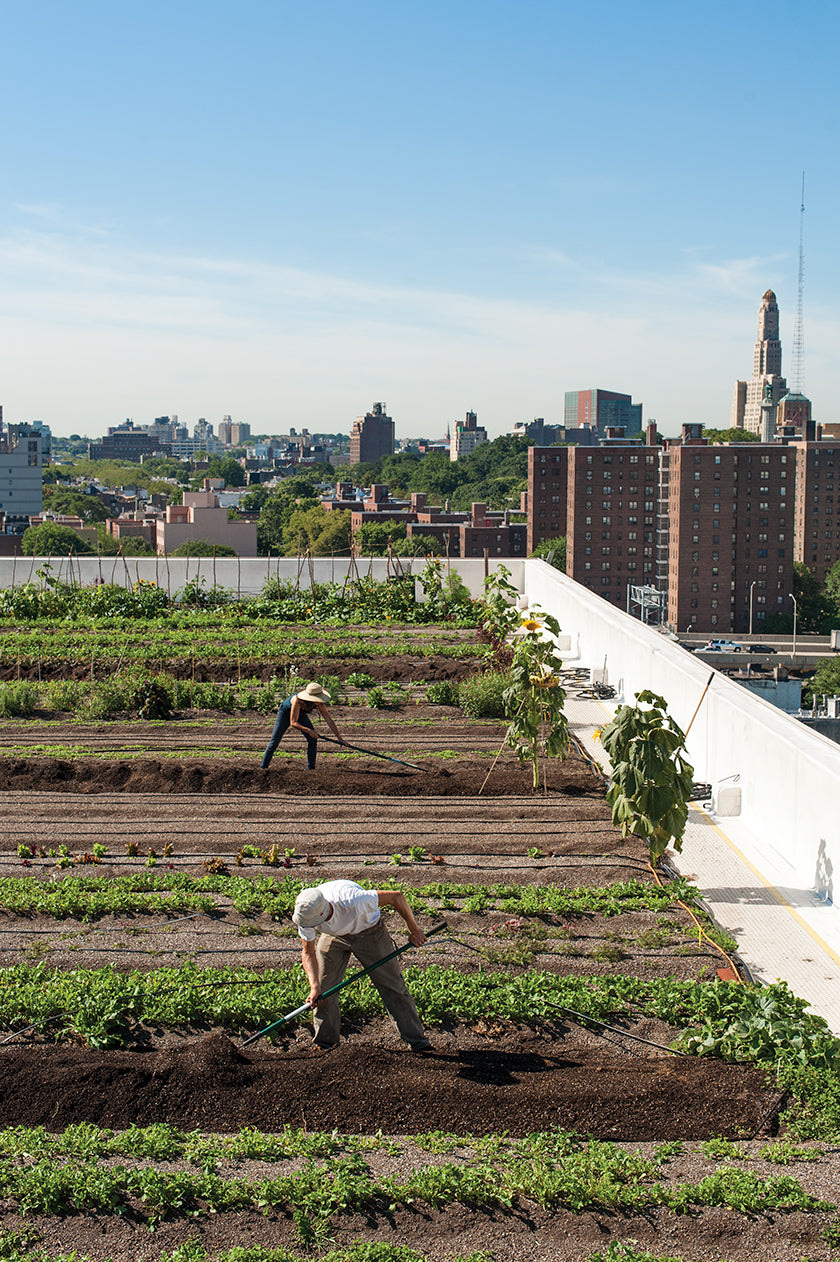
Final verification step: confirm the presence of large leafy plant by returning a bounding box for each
[502,611,569,789]
[598,690,693,867]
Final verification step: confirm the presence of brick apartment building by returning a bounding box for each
[565,446,659,609]
[528,446,568,554]
[794,443,840,584]
[661,440,794,634]
[527,431,808,632]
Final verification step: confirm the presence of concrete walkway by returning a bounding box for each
[565,689,840,1035]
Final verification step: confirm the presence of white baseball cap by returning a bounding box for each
[293,888,332,928]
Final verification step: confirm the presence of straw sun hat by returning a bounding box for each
[297,681,331,705]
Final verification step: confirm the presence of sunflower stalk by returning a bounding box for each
[502,612,569,789]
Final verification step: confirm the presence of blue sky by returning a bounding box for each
[2,0,838,439]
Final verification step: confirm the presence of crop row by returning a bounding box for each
[0,873,686,921]
[0,570,480,626]
[2,961,838,1077]
[0,1150,828,1233]
[0,1122,817,1169]
[0,1240,497,1262]
[0,623,489,668]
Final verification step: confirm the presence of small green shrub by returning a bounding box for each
[0,681,38,718]
[367,687,387,710]
[458,671,509,718]
[134,679,174,721]
[425,681,460,706]
[345,672,375,689]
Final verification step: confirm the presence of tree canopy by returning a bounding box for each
[42,487,113,522]
[701,427,761,444]
[22,523,94,555]
[170,540,237,557]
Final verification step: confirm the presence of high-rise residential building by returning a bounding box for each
[794,442,840,583]
[218,416,233,445]
[662,439,793,633]
[450,410,487,462]
[229,422,250,446]
[527,446,568,553]
[0,409,43,529]
[349,403,395,465]
[731,290,788,435]
[565,446,659,606]
[564,389,642,437]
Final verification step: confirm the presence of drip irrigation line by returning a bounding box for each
[539,999,690,1057]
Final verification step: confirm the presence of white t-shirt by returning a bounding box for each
[297,879,381,942]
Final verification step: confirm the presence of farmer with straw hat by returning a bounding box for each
[260,681,346,771]
[293,880,432,1052]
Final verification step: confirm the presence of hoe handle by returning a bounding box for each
[242,921,447,1047]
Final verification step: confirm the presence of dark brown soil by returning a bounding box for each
[0,1029,779,1141]
[0,751,602,796]
[0,653,481,684]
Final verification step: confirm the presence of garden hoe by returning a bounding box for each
[317,732,424,772]
[242,920,448,1047]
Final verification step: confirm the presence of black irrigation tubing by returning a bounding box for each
[538,998,691,1058]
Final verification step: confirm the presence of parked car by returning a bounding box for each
[747,643,777,654]
[701,639,744,652]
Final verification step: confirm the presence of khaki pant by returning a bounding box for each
[313,920,425,1047]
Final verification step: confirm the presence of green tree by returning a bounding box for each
[282,506,351,556]
[702,427,761,444]
[392,534,444,557]
[806,656,840,706]
[824,558,840,620]
[22,523,94,555]
[170,540,237,557]
[530,537,567,570]
[42,487,113,522]
[257,480,321,554]
[189,456,246,488]
[354,520,408,555]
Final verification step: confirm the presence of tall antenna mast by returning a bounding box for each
[791,171,805,394]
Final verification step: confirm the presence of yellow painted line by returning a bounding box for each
[689,803,840,970]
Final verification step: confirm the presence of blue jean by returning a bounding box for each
[261,696,316,769]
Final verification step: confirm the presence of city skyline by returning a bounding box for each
[2,1,838,439]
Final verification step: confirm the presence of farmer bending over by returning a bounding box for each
[261,681,345,771]
[293,879,432,1052]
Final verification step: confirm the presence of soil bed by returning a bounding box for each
[0,751,601,796]
[0,1029,779,1141]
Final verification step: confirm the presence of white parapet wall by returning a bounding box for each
[523,560,840,904]
[0,555,521,600]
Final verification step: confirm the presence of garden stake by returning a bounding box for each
[317,732,424,772]
[242,921,447,1047]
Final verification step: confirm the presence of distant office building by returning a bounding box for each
[510,418,564,445]
[662,438,793,633]
[350,403,395,465]
[0,408,43,529]
[230,422,250,446]
[450,411,487,462]
[27,420,52,466]
[88,420,154,462]
[217,416,233,445]
[564,389,642,438]
[794,442,840,583]
[731,290,788,435]
[776,392,814,441]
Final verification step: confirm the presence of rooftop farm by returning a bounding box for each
[1,565,840,1261]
